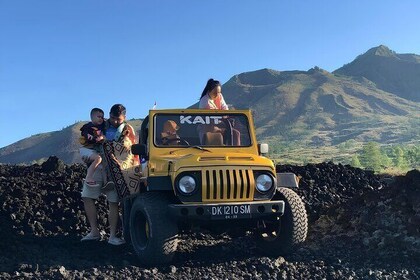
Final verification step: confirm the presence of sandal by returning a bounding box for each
[108,236,126,246]
[81,232,101,242]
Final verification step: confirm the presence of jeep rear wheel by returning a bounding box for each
[129,192,178,265]
[256,187,308,256]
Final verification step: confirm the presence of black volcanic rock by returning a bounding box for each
[0,161,419,278]
[276,162,384,222]
[41,156,65,173]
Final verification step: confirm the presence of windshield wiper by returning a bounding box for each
[169,145,212,154]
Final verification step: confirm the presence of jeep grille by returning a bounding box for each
[202,168,255,202]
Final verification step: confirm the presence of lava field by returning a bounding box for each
[0,156,419,279]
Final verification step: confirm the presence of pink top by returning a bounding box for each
[199,94,229,110]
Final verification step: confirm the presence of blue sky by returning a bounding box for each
[1,1,419,148]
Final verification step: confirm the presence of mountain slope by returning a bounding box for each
[334,45,420,102]
[1,46,420,164]
[222,68,419,145]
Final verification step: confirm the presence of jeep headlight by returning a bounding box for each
[255,174,273,193]
[178,175,196,194]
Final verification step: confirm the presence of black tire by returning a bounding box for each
[256,187,308,256]
[129,192,178,265]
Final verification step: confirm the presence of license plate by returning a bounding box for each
[210,204,251,220]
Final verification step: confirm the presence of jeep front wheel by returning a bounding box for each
[256,187,308,256]
[129,192,178,265]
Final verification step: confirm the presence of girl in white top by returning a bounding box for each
[198,79,240,145]
[199,79,229,110]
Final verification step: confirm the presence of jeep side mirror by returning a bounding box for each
[258,143,269,155]
[131,144,147,156]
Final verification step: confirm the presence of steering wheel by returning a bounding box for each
[162,136,190,146]
[178,138,190,146]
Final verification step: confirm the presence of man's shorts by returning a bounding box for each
[79,147,97,160]
[80,165,119,203]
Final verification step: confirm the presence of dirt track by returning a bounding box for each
[0,157,419,279]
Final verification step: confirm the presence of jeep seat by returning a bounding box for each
[204,132,223,146]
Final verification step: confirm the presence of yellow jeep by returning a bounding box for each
[126,109,308,265]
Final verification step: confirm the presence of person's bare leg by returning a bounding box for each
[233,129,241,146]
[83,197,100,236]
[108,202,119,238]
[86,154,102,183]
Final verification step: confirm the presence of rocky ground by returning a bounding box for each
[0,156,419,279]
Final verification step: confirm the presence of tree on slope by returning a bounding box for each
[360,142,383,171]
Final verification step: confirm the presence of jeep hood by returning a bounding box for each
[165,152,275,172]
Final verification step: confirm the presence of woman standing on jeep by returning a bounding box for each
[199,79,241,145]
[199,78,229,110]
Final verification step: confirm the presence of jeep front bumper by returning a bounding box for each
[169,201,285,221]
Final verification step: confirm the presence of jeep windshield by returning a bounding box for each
[153,113,252,147]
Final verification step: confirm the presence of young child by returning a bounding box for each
[79,108,106,187]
